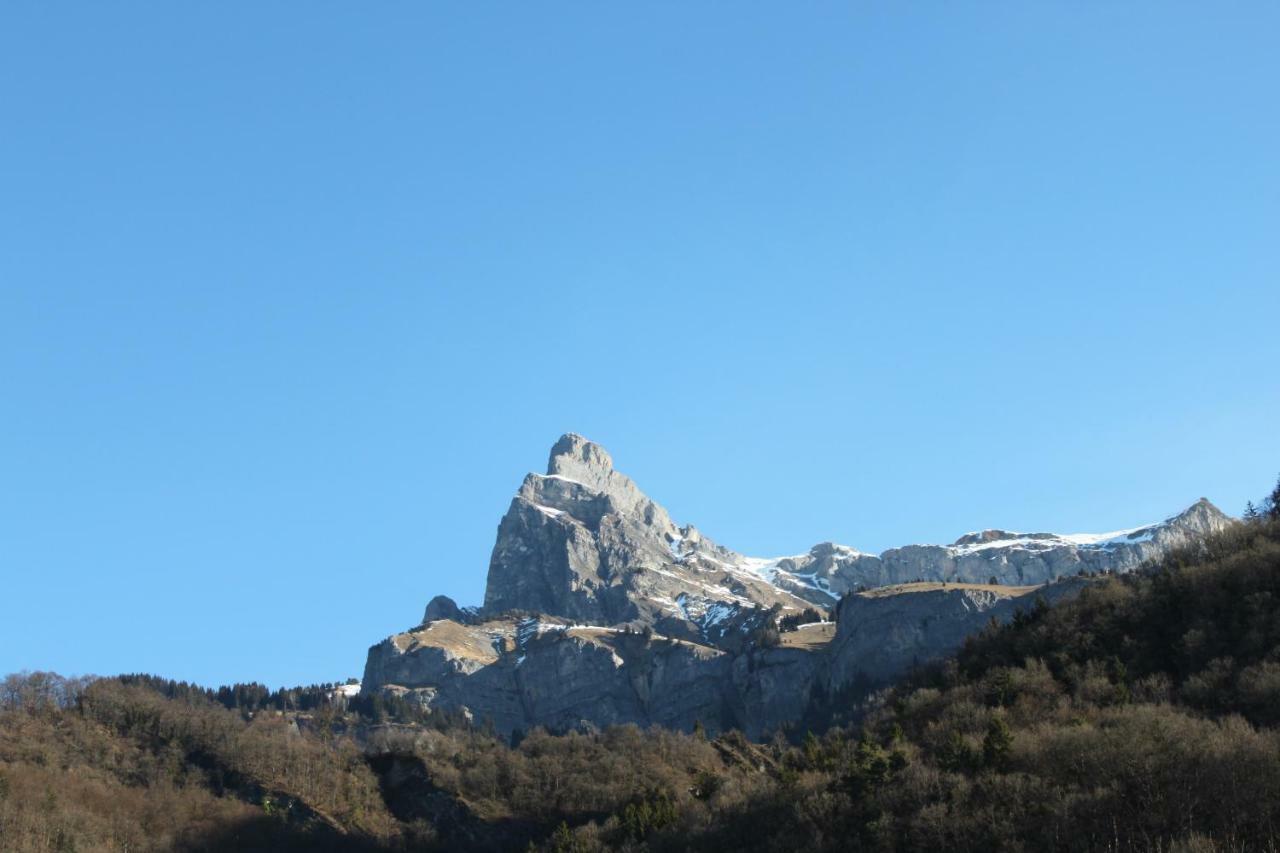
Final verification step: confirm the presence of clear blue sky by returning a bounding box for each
[2,4,1277,688]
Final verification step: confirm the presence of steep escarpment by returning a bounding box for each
[362,434,1234,737]
[482,433,814,637]
[827,580,1087,686]
[364,616,752,734]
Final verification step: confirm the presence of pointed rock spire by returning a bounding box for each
[547,433,615,490]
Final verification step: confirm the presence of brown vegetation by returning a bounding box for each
[856,581,1041,598]
[5,484,1280,851]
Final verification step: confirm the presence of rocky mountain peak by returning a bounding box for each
[481,434,813,633]
[1176,497,1227,522]
[538,433,669,523]
[547,433,614,481]
[1149,497,1232,543]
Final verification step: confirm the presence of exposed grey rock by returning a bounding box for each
[423,595,462,624]
[481,433,816,639]
[731,645,827,738]
[363,434,1236,738]
[827,580,1088,686]
[362,616,744,736]
[363,611,820,739]
[763,498,1234,604]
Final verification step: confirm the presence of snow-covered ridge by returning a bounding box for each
[740,501,1216,569]
[708,498,1230,608]
[661,507,1188,610]
[948,524,1158,556]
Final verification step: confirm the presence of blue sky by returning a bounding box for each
[2,4,1277,688]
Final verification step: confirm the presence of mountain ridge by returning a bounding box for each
[361,434,1233,736]
[477,433,1230,620]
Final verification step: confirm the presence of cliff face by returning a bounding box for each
[362,434,1235,737]
[481,434,817,641]
[363,616,741,735]
[827,580,1087,686]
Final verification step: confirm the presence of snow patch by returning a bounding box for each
[517,618,569,647]
[1058,526,1157,548]
[701,601,736,628]
[645,566,755,607]
[951,524,1159,556]
[541,473,585,486]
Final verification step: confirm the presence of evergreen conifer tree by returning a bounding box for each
[1266,474,1280,519]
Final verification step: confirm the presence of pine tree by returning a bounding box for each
[1245,500,1260,521]
[548,821,584,853]
[802,730,822,769]
[1266,474,1280,520]
[982,715,1013,769]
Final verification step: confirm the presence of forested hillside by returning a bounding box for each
[4,492,1279,852]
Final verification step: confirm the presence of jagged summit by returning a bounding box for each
[547,433,613,478]
[483,433,810,635]
[534,433,665,521]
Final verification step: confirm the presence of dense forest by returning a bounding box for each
[4,484,1280,852]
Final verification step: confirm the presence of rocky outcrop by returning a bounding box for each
[363,615,744,735]
[828,580,1086,686]
[481,433,816,640]
[363,433,1235,738]
[423,595,464,623]
[731,644,828,737]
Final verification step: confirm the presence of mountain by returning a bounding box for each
[481,433,815,643]
[362,434,1233,736]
